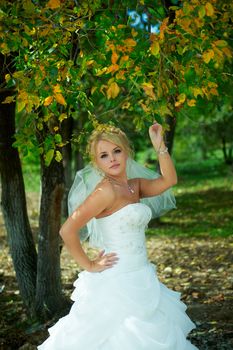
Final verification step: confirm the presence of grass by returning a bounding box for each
[147,158,233,238]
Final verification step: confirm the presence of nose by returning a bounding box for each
[109,152,116,162]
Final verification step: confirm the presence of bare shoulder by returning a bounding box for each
[93,178,116,203]
[70,178,116,225]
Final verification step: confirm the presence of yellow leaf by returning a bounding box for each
[44,96,53,106]
[17,100,26,113]
[106,64,119,74]
[96,67,107,76]
[124,38,137,47]
[47,0,60,9]
[55,150,62,162]
[86,60,94,66]
[159,17,169,40]
[53,84,62,94]
[203,49,214,63]
[187,99,196,107]
[0,42,10,54]
[40,27,50,37]
[222,47,232,58]
[54,93,66,106]
[214,40,228,48]
[2,96,15,104]
[151,41,160,56]
[141,104,150,113]
[59,113,68,122]
[111,52,119,64]
[142,82,156,100]
[198,5,206,18]
[5,74,11,83]
[192,87,203,98]
[116,70,126,80]
[205,2,214,16]
[175,93,186,107]
[131,28,138,37]
[121,101,131,109]
[91,86,97,95]
[209,88,219,96]
[107,82,120,99]
[120,55,129,64]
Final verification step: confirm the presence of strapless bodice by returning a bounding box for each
[95,203,152,272]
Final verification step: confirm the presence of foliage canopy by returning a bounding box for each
[0,0,232,164]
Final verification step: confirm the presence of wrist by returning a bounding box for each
[157,146,168,156]
[154,141,166,153]
[84,260,94,272]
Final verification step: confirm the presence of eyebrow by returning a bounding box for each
[99,146,120,155]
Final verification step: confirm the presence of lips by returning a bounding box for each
[110,164,120,169]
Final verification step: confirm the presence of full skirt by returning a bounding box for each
[38,262,198,349]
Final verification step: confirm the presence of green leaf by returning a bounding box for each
[184,68,196,83]
[45,149,54,166]
[54,133,62,143]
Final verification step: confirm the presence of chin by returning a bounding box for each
[105,166,120,176]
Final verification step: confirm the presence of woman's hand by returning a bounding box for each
[87,250,119,273]
[149,121,165,152]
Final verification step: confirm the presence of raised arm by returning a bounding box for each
[139,121,177,198]
[59,182,118,272]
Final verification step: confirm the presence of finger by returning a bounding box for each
[98,249,105,257]
[106,252,118,257]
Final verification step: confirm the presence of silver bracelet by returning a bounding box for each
[158,146,168,155]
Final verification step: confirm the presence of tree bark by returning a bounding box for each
[0,90,37,316]
[61,117,73,217]
[35,155,68,320]
[164,115,177,155]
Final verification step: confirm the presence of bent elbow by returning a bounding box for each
[168,175,178,187]
[59,227,65,239]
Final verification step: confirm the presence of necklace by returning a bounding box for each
[105,176,135,194]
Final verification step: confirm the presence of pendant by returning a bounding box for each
[128,185,135,194]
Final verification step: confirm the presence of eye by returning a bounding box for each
[114,149,122,153]
[100,153,108,159]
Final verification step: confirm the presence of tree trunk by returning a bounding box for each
[164,115,177,155]
[35,156,68,320]
[0,90,37,316]
[61,117,73,217]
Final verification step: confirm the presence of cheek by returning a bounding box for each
[96,157,109,169]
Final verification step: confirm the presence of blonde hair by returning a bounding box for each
[87,124,133,166]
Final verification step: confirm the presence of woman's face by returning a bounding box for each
[95,140,128,177]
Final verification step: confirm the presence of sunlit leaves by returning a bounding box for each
[175,93,186,107]
[44,96,53,106]
[151,41,160,56]
[46,0,61,10]
[205,2,214,17]
[0,0,232,165]
[203,49,215,63]
[107,81,120,99]
[142,82,156,100]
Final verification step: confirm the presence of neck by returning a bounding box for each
[105,173,128,184]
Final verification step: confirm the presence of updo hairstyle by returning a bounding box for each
[87,124,133,167]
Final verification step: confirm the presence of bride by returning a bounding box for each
[38,121,198,349]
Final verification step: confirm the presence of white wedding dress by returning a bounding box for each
[38,202,198,350]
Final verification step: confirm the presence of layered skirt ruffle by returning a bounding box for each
[38,262,198,349]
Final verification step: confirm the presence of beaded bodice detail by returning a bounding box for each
[96,203,152,256]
